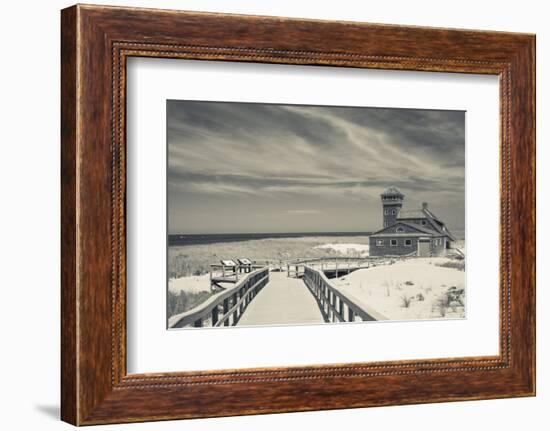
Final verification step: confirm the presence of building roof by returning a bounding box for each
[381,186,404,198]
[399,221,440,235]
[383,186,402,195]
[370,221,440,238]
[423,208,444,224]
[375,187,458,241]
[396,206,456,241]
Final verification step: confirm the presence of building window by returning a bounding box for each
[376,240,383,246]
[384,209,389,215]
[392,209,396,215]
[396,227,404,233]
[405,239,412,246]
[390,239,398,246]
[421,220,427,226]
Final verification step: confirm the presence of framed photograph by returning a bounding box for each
[61,4,535,425]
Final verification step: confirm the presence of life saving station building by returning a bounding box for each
[369,187,456,257]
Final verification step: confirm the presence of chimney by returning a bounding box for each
[422,202,428,210]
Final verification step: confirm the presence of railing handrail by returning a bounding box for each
[303,265,388,321]
[246,254,421,267]
[210,263,265,269]
[293,256,371,264]
[169,267,269,328]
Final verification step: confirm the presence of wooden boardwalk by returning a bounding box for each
[236,272,325,326]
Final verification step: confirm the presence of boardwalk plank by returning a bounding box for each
[236,272,325,326]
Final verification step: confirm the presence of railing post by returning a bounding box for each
[232,292,238,324]
[239,287,245,314]
[348,308,354,322]
[212,306,218,326]
[223,298,230,326]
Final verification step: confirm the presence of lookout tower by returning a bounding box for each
[381,186,404,228]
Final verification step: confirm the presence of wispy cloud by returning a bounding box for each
[167,101,465,233]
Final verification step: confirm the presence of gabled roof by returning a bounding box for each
[396,206,456,241]
[370,221,439,238]
[423,208,444,224]
[436,222,457,241]
[400,221,440,235]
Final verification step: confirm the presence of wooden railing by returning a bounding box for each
[169,267,269,328]
[286,258,373,279]
[209,263,266,290]
[254,255,420,278]
[302,266,387,323]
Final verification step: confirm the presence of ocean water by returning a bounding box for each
[168,231,373,247]
[169,228,465,246]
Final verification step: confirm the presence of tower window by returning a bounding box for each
[390,239,398,246]
[392,210,396,215]
[384,209,389,215]
[421,220,427,226]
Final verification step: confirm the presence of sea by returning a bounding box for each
[168,231,373,247]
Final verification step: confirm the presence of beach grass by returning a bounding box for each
[168,235,371,279]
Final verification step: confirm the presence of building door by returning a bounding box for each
[418,238,431,257]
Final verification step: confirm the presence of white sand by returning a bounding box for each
[168,274,211,294]
[315,243,370,256]
[331,258,465,320]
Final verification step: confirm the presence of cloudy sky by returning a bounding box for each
[167,101,465,234]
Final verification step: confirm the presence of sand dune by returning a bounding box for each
[331,258,465,320]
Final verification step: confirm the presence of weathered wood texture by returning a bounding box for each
[61,4,535,426]
[60,6,78,425]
